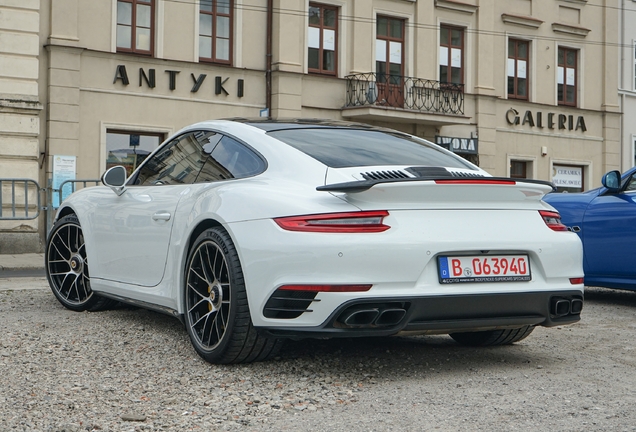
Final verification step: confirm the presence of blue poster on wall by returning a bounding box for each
[52,155,76,208]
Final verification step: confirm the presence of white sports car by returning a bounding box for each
[46,119,584,364]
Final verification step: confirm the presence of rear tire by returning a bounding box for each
[46,214,117,312]
[184,227,283,364]
[450,325,535,347]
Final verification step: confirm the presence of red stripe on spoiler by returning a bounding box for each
[434,179,516,185]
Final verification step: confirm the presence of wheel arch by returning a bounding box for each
[55,206,76,223]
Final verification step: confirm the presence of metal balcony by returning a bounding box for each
[344,73,464,115]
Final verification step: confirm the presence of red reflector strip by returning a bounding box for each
[434,179,516,185]
[539,210,569,231]
[274,211,390,233]
[278,284,373,292]
[569,278,584,285]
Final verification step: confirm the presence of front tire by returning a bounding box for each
[184,227,282,364]
[46,214,115,312]
[450,325,535,347]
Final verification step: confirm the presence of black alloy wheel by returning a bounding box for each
[46,214,114,312]
[184,227,282,364]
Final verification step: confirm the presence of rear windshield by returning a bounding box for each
[267,128,475,169]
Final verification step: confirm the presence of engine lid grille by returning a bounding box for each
[360,170,410,180]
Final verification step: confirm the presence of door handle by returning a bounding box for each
[152,211,171,221]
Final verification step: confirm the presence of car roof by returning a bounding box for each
[223,117,400,133]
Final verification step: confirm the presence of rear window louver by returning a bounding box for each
[360,170,410,180]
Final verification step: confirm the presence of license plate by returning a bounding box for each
[438,255,531,284]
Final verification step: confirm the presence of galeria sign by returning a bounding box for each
[506,108,586,132]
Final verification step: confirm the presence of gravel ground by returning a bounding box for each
[1,282,635,431]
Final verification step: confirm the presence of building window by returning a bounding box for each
[375,16,405,106]
[508,39,529,100]
[552,164,584,192]
[633,135,636,167]
[440,25,464,84]
[308,3,338,75]
[633,41,636,91]
[116,0,154,55]
[510,160,528,179]
[557,47,577,106]
[106,130,165,177]
[199,0,233,64]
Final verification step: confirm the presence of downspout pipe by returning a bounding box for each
[266,0,273,119]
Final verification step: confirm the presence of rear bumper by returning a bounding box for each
[258,290,583,339]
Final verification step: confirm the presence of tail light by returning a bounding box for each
[435,179,516,185]
[274,211,390,233]
[539,210,568,231]
[278,284,372,292]
[569,278,584,285]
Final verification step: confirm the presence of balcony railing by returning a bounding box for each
[344,73,464,115]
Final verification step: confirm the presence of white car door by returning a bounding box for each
[88,185,184,286]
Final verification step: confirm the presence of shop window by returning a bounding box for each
[552,164,584,192]
[510,160,528,179]
[376,16,405,106]
[199,0,233,64]
[308,3,338,75]
[508,39,529,100]
[106,130,164,177]
[116,0,154,55]
[440,25,464,84]
[557,47,578,106]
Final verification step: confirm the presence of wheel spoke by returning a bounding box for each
[189,266,208,285]
[187,297,210,314]
[52,232,71,260]
[201,246,216,284]
[187,282,208,301]
[191,309,212,329]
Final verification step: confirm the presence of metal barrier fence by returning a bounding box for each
[57,179,101,209]
[0,178,101,237]
[0,179,42,220]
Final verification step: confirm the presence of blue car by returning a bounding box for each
[543,167,636,290]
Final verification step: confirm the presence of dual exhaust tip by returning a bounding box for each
[552,297,583,317]
[339,307,407,328]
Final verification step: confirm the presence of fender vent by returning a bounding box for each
[361,170,410,180]
[263,289,319,319]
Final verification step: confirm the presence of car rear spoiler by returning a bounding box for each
[316,177,556,193]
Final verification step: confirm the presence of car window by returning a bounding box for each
[195,136,265,182]
[133,131,219,186]
[625,174,636,192]
[267,128,475,169]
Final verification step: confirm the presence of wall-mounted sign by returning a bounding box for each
[52,155,76,208]
[552,165,582,189]
[435,136,479,155]
[113,65,245,97]
[506,108,586,132]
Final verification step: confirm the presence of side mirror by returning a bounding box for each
[601,170,621,193]
[101,165,128,196]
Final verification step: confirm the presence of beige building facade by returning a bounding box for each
[0,0,622,252]
[0,0,42,253]
[619,0,636,171]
